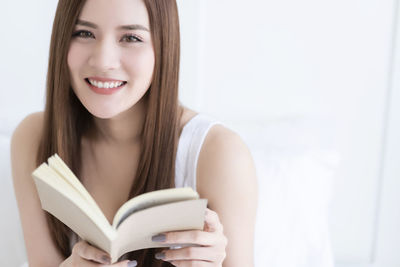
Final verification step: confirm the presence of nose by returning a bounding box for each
[88,37,121,71]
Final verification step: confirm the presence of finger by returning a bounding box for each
[204,208,223,233]
[80,259,103,267]
[159,246,221,262]
[168,260,214,267]
[111,260,137,267]
[163,230,219,246]
[72,241,111,264]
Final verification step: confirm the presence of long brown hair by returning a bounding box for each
[37,0,181,265]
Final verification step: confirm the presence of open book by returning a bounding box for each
[32,154,207,263]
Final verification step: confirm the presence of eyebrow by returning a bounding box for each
[76,19,149,32]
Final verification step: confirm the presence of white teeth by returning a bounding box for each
[88,79,124,89]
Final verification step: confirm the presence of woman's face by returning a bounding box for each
[67,0,154,119]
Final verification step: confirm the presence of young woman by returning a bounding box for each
[11,0,258,266]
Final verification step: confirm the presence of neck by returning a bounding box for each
[89,97,147,146]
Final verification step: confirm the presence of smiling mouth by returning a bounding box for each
[84,78,127,89]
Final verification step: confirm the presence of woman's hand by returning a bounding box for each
[152,208,228,266]
[59,240,137,267]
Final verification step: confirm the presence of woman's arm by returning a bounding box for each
[196,124,258,267]
[151,124,257,267]
[11,112,65,267]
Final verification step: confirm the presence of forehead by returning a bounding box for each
[78,0,150,28]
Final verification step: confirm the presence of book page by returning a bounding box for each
[48,154,106,221]
[32,164,116,247]
[112,187,199,228]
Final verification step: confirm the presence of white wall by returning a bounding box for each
[0,1,58,136]
[178,0,400,266]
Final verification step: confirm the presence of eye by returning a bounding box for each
[121,34,142,43]
[72,30,94,39]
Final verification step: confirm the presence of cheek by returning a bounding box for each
[67,43,88,76]
[124,47,155,80]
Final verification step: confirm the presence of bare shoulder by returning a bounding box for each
[201,124,250,158]
[11,111,45,181]
[196,124,258,267]
[11,111,64,266]
[11,111,44,152]
[196,124,257,196]
[11,111,44,171]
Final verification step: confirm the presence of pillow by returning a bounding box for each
[252,147,337,267]
[234,117,339,267]
[0,135,27,267]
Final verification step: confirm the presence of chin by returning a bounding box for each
[91,112,117,120]
[82,103,122,119]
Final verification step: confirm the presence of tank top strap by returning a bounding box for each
[175,114,222,190]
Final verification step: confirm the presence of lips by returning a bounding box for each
[86,76,127,82]
[84,78,127,95]
[85,78,127,88]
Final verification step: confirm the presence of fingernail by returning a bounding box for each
[101,255,111,264]
[155,252,165,259]
[127,260,137,267]
[152,234,166,242]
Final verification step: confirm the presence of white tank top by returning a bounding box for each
[68,113,221,251]
[174,113,221,190]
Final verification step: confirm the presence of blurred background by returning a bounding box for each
[0,0,399,266]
